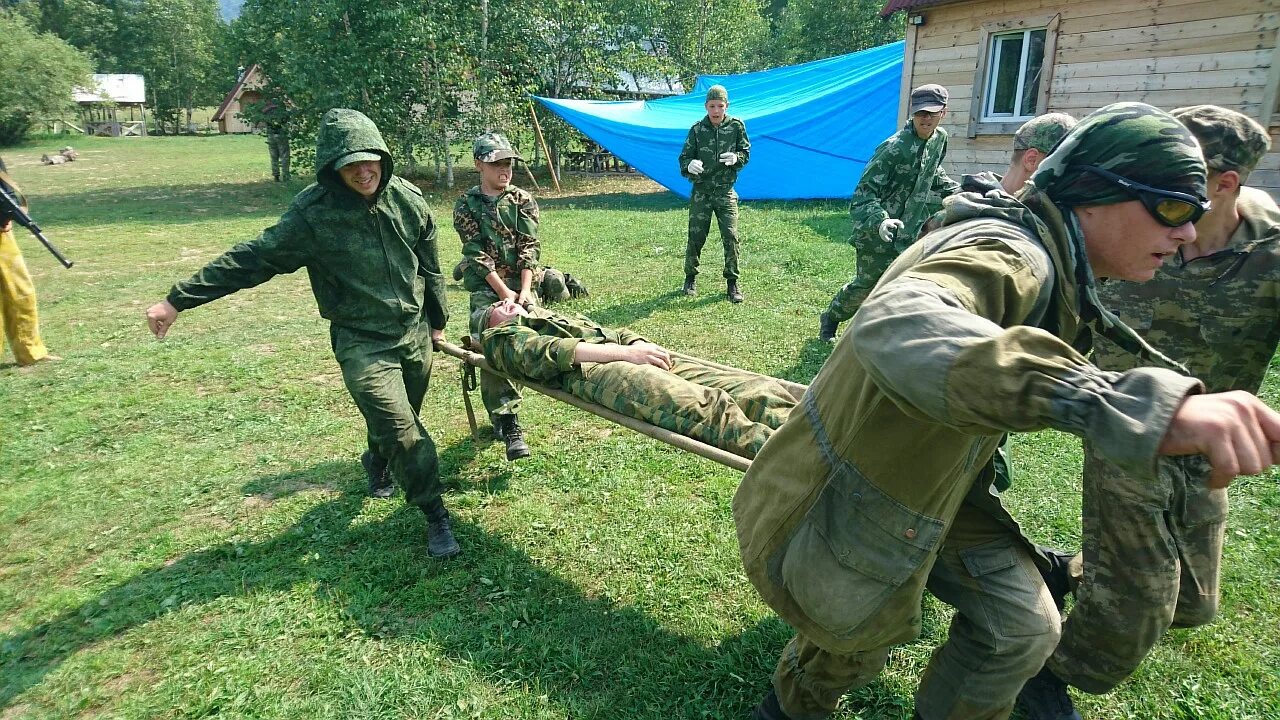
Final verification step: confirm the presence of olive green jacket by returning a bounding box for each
[734,188,1201,653]
[167,109,449,337]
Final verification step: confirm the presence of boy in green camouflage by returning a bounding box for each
[1019,106,1280,720]
[679,84,751,303]
[819,84,959,341]
[477,299,795,458]
[453,132,569,461]
[145,109,458,559]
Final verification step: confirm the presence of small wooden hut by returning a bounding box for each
[73,74,147,137]
[880,0,1280,199]
[212,65,266,134]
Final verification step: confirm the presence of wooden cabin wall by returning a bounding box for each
[901,0,1280,199]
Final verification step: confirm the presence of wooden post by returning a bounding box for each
[522,161,541,190]
[529,100,560,191]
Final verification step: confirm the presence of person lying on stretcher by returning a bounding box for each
[477,298,795,459]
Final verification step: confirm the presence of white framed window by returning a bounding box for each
[982,28,1047,122]
[966,14,1060,138]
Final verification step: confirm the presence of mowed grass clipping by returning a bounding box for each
[1,134,1277,720]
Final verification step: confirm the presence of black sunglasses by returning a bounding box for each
[1080,165,1210,227]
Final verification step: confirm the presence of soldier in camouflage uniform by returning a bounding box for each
[144,109,459,559]
[477,298,795,458]
[1017,106,1280,719]
[454,132,569,461]
[738,103,1280,720]
[818,84,960,342]
[678,84,751,303]
[261,99,291,182]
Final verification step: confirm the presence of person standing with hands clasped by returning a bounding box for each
[679,84,750,303]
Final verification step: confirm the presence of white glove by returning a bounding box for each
[686,159,704,175]
[719,151,738,166]
[878,218,904,242]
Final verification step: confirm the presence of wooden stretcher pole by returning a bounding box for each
[529,99,561,191]
[668,350,809,401]
[436,340,751,472]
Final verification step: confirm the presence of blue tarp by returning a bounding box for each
[535,41,904,201]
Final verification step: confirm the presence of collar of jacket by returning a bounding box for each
[466,185,515,202]
[700,114,736,129]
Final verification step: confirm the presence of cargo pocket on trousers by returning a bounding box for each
[778,461,944,644]
[960,540,1055,638]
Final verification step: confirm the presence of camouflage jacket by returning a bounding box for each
[849,122,960,248]
[735,187,1201,654]
[167,109,449,337]
[1095,186,1280,394]
[453,185,540,293]
[480,306,646,386]
[678,114,751,193]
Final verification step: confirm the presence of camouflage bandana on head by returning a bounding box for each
[1031,102,1207,206]
[1171,105,1270,181]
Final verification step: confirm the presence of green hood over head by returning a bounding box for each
[315,108,393,198]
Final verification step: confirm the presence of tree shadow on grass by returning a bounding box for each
[775,337,836,386]
[33,181,299,229]
[587,290,722,330]
[802,213,853,247]
[0,459,928,718]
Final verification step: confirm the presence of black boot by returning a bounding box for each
[423,497,461,559]
[749,688,791,720]
[1017,666,1081,720]
[683,275,697,296]
[1037,545,1077,611]
[727,280,744,304]
[452,259,467,281]
[495,414,531,461]
[818,311,840,342]
[360,450,395,498]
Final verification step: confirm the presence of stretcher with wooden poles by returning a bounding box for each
[435,339,808,472]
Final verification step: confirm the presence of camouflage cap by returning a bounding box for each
[1013,113,1077,152]
[473,132,522,163]
[910,84,948,114]
[1031,102,1207,206]
[706,85,729,102]
[334,151,381,169]
[1171,105,1270,180]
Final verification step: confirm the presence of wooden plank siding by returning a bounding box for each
[899,0,1280,200]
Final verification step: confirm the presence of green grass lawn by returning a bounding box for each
[1,134,1277,719]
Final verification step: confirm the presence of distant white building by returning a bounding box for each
[73,73,148,137]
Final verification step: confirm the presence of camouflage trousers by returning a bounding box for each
[467,269,566,418]
[266,128,290,181]
[826,233,907,323]
[1047,447,1226,694]
[685,188,741,281]
[774,500,1061,720]
[565,355,795,459]
[331,322,441,511]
